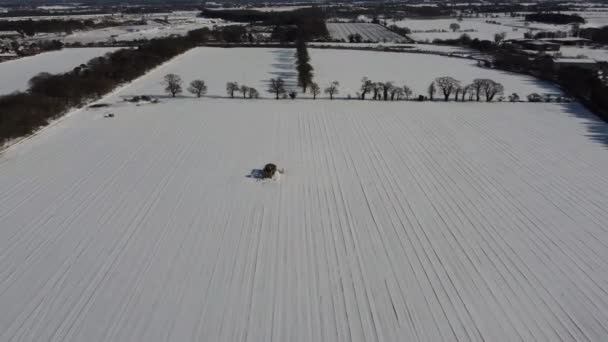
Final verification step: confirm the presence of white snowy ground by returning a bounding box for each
[390,17,570,42]
[62,18,227,45]
[1,95,608,341]
[0,47,118,95]
[119,47,558,100]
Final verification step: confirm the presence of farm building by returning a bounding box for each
[517,40,561,52]
[552,57,598,71]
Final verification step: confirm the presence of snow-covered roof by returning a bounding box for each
[540,37,591,42]
[554,57,597,64]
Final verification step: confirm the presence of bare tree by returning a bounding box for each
[310,82,320,99]
[360,77,373,100]
[468,86,475,101]
[163,74,182,97]
[482,80,504,102]
[427,82,436,100]
[268,78,286,99]
[454,86,462,101]
[188,80,207,98]
[403,85,413,100]
[508,93,520,102]
[226,82,239,98]
[527,93,542,102]
[471,79,485,101]
[461,84,471,101]
[248,88,259,99]
[324,81,339,100]
[434,76,460,101]
[391,87,405,100]
[372,82,382,100]
[494,32,507,43]
[449,23,460,32]
[240,85,249,98]
[380,82,394,101]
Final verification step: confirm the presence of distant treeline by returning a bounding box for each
[494,50,608,122]
[0,19,116,36]
[0,36,198,144]
[580,26,608,45]
[0,4,201,18]
[525,12,585,25]
[200,7,328,41]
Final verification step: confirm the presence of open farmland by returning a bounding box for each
[120,47,557,100]
[327,23,408,43]
[390,17,570,42]
[1,45,608,341]
[0,47,118,95]
[1,98,608,341]
[62,18,226,44]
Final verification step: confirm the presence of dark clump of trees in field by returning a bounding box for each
[0,36,195,145]
[525,12,585,25]
[579,26,608,45]
[200,7,328,41]
[295,38,314,93]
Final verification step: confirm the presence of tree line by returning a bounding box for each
[0,19,119,36]
[524,12,585,25]
[159,73,517,103]
[0,36,196,145]
[199,7,328,42]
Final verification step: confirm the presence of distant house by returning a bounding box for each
[552,58,598,71]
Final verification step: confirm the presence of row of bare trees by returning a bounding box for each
[268,78,340,100]
[359,78,413,101]
[163,74,260,99]
[226,82,260,99]
[163,73,505,102]
[428,77,504,102]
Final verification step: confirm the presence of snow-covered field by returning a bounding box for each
[1,89,608,340]
[391,18,520,42]
[63,18,227,44]
[119,47,557,100]
[0,47,119,95]
[391,17,571,42]
[1,46,608,341]
[327,23,408,43]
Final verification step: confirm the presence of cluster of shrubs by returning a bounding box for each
[0,36,196,145]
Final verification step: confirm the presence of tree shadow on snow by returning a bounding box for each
[560,102,608,149]
[267,49,298,91]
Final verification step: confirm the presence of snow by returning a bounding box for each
[118,47,558,100]
[391,17,572,42]
[1,92,608,340]
[63,18,227,44]
[1,46,608,341]
[0,47,119,95]
[327,23,408,43]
